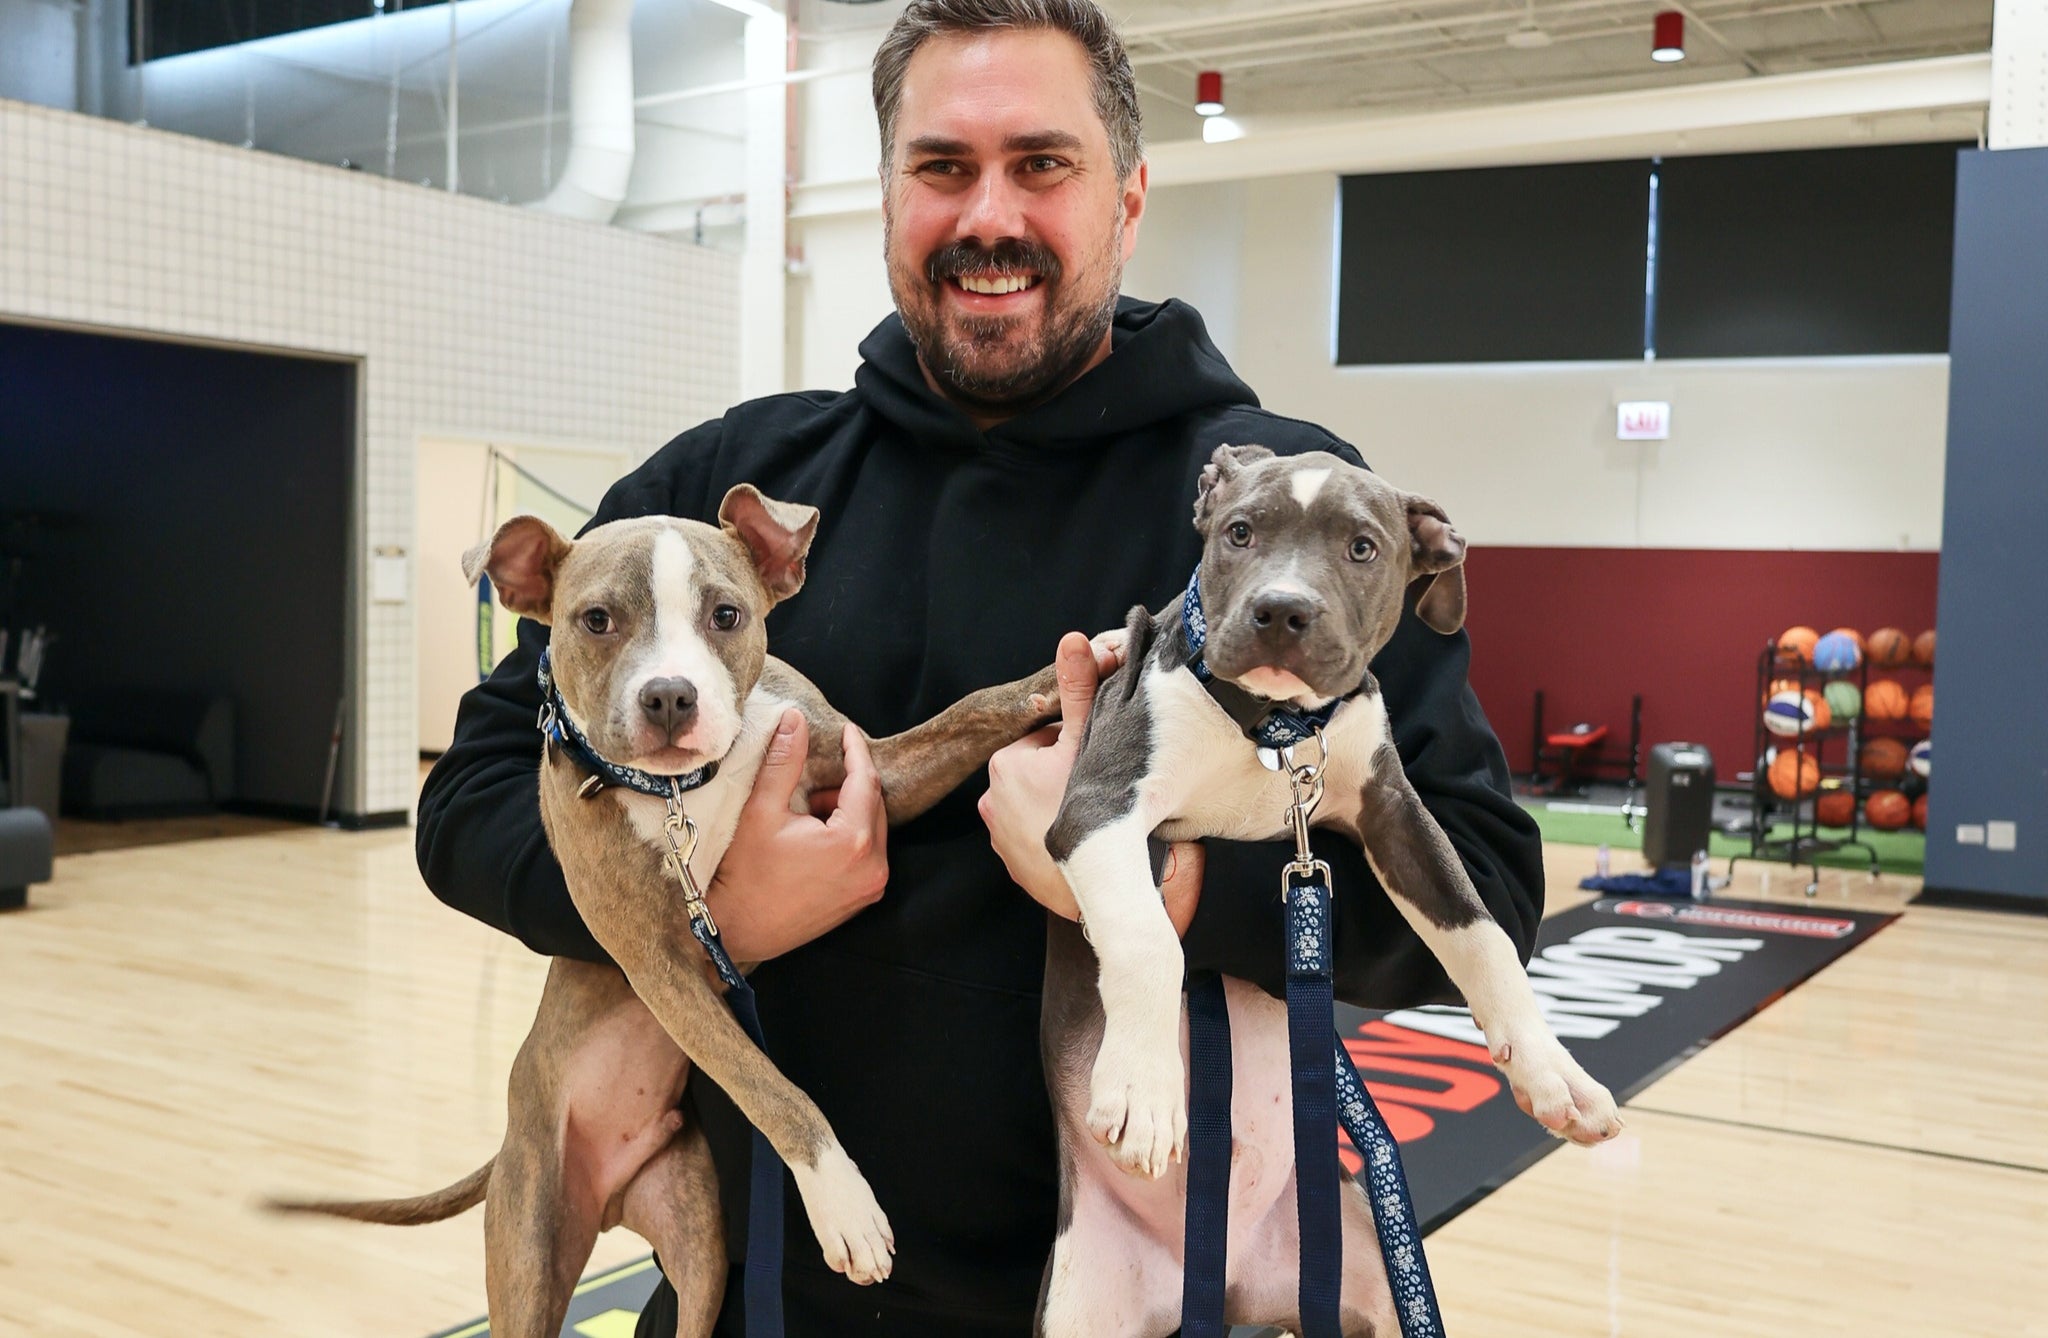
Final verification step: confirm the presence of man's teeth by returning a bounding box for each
[956,273,1038,295]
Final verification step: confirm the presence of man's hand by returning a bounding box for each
[979,631,1203,936]
[705,710,889,961]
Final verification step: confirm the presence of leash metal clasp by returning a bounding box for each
[661,780,716,935]
[1278,728,1331,892]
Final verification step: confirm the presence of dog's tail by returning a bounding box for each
[264,1157,492,1226]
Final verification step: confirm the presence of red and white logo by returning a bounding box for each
[1599,899,1856,940]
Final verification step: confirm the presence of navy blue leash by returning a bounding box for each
[536,652,782,1337]
[1179,733,1445,1338]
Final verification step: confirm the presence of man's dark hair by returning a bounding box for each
[873,0,1144,182]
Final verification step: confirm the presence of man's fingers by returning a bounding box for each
[828,724,884,837]
[748,708,809,812]
[1054,631,1099,745]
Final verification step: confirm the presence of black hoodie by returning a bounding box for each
[416,298,1542,1336]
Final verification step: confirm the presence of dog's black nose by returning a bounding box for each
[1249,591,1320,640]
[639,677,699,736]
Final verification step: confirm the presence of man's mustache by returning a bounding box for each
[925,239,1061,286]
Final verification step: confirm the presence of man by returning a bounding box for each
[416,1,1543,1334]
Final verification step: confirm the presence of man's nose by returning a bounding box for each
[957,171,1029,247]
[639,676,699,737]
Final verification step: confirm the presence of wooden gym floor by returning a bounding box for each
[1,826,2043,1337]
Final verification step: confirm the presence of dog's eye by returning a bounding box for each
[581,608,613,635]
[1226,521,1253,547]
[710,604,742,632]
[1348,536,1378,563]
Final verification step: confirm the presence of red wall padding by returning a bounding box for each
[1461,547,1940,783]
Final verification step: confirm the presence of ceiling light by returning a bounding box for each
[1652,10,1686,62]
[1201,114,1244,144]
[1195,70,1224,117]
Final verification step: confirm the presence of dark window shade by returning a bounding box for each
[135,1,447,62]
[1336,160,1651,365]
[1654,142,1963,358]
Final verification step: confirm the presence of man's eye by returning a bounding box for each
[1226,521,1253,547]
[1025,156,1062,172]
[582,608,613,635]
[710,605,742,632]
[1349,537,1378,563]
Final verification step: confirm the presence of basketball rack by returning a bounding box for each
[1730,644,1881,896]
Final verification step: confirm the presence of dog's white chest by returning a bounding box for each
[615,693,792,882]
[1146,666,1387,843]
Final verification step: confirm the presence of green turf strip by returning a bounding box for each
[1521,801,1925,876]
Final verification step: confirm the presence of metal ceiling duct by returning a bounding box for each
[532,0,636,223]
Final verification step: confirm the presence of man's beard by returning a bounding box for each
[888,228,1122,417]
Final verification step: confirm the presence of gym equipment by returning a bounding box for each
[1529,690,1642,800]
[1641,741,1715,871]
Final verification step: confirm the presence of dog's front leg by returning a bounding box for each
[1046,738,1187,1181]
[1353,743,1621,1146]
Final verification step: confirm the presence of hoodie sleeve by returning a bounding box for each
[1180,610,1545,1011]
[414,422,725,960]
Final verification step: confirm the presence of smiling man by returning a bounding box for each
[416,2,1541,1335]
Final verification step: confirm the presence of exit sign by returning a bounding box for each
[1618,401,1671,440]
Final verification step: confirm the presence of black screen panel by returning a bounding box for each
[1655,142,1962,358]
[1337,160,1651,365]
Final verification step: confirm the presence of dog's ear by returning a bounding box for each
[1192,442,1276,533]
[718,484,820,603]
[1405,494,1467,635]
[463,515,571,623]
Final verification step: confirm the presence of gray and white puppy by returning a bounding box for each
[1033,445,1619,1337]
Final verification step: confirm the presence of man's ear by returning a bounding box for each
[1192,442,1276,534]
[462,515,571,624]
[1405,494,1467,635]
[718,484,821,603]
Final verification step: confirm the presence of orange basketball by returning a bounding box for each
[1768,750,1820,800]
[1861,737,1909,781]
[1910,683,1934,727]
[1868,627,1910,667]
[1913,629,1936,667]
[1763,676,1802,705]
[1776,626,1820,666]
[1826,627,1866,656]
[1865,679,1910,720]
[1816,788,1856,827]
[1866,790,1911,831]
[1912,794,1929,830]
[1803,689,1833,732]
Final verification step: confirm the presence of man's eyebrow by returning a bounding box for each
[901,130,1086,158]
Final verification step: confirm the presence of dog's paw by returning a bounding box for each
[1087,1047,1187,1180]
[1493,1035,1623,1146]
[791,1141,895,1285]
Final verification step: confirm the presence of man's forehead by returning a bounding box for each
[895,28,1105,154]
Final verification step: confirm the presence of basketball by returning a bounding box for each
[1910,739,1931,777]
[1861,737,1909,781]
[1764,676,1802,705]
[1910,683,1934,727]
[1776,626,1820,665]
[1825,627,1866,655]
[1866,679,1910,720]
[1804,689,1833,732]
[1769,750,1820,800]
[1866,789,1911,830]
[1913,794,1929,830]
[1868,627,1910,667]
[1816,788,1856,827]
[1913,628,1936,667]
[1764,690,1819,737]
[1823,680,1862,722]
[1812,631,1862,672]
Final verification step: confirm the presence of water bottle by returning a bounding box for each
[1690,849,1711,902]
[1595,843,1611,878]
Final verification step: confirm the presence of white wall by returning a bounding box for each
[1,97,739,818]
[1188,172,1948,551]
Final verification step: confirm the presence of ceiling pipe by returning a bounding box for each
[531,0,635,223]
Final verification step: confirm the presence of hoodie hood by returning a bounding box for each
[853,296,1260,455]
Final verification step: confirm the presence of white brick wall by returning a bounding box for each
[0,98,740,818]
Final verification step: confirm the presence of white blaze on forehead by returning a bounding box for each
[1289,467,1333,510]
[628,528,739,743]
